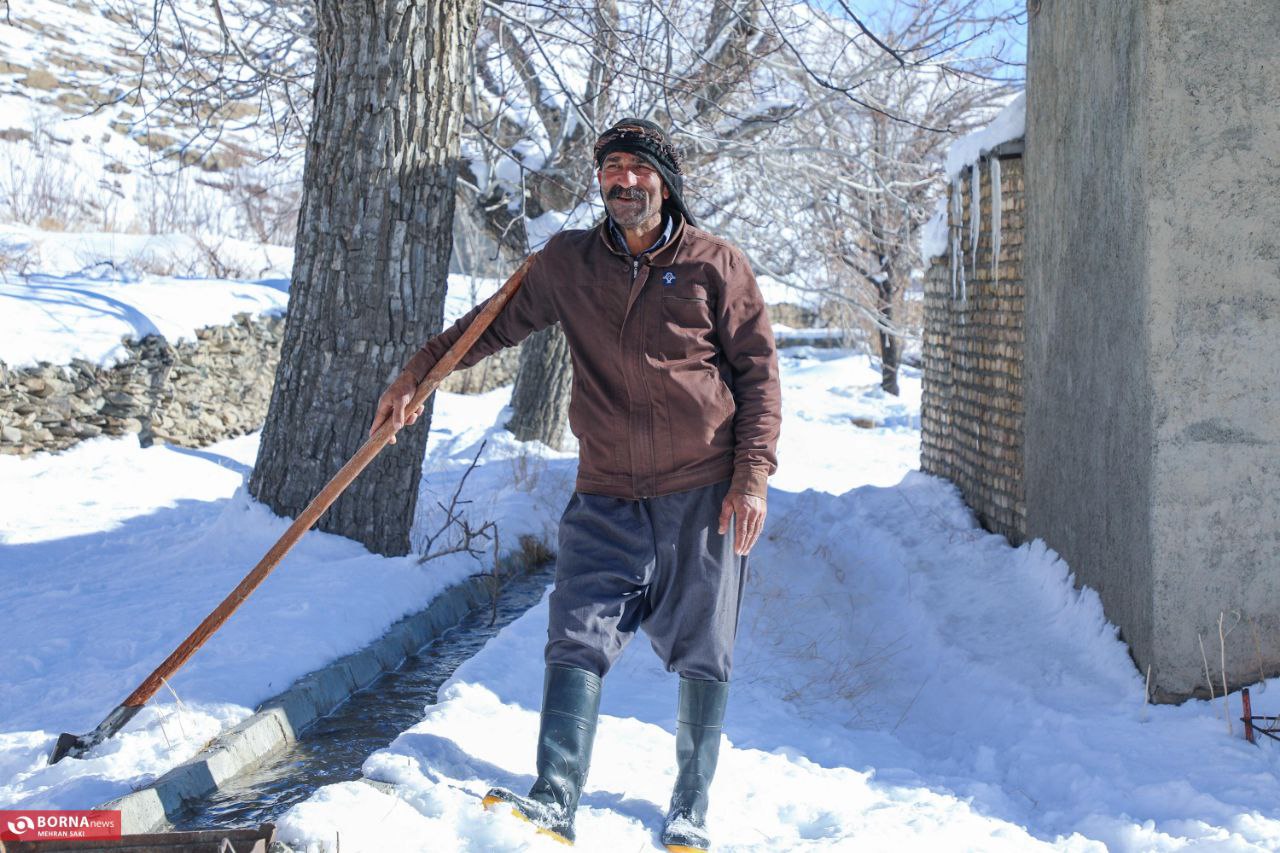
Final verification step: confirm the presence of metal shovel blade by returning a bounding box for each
[48,704,141,765]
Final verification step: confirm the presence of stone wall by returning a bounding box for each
[0,313,286,455]
[920,150,1026,543]
[0,314,521,457]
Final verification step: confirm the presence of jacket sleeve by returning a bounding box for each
[402,251,558,383]
[715,248,781,498]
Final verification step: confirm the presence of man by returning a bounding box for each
[370,118,781,851]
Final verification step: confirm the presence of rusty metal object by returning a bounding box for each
[1243,687,1255,744]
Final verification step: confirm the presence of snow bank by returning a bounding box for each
[0,225,519,369]
[0,225,292,368]
[280,463,1280,851]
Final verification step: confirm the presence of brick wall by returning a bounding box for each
[920,146,1026,542]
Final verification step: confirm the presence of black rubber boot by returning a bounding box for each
[661,677,729,852]
[483,665,602,844]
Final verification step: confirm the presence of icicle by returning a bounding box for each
[990,156,1002,286]
[970,160,981,284]
[950,176,962,299]
[955,175,967,302]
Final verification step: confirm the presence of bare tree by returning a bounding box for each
[457,0,1021,440]
[102,0,315,165]
[248,0,481,556]
[102,0,1019,452]
[705,1,1022,394]
[459,0,791,447]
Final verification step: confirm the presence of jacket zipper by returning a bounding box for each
[629,255,653,498]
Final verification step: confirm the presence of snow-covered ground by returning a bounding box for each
[2,250,1280,852]
[0,224,292,367]
[0,225,513,370]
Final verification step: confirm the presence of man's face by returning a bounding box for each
[597,150,669,229]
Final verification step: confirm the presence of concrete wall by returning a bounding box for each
[1026,0,1280,699]
[1143,0,1280,698]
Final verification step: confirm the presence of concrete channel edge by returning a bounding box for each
[98,574,496,834]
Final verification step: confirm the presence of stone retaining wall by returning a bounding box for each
[920,148,1027,543]
[0,314,521,457]
[0,313,285,455]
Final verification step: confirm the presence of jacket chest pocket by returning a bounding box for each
[654,284,714,362]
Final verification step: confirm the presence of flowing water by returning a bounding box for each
[175,566,553,830]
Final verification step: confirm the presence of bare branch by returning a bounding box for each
[418,440,499,565]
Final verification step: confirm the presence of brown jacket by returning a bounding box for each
[404,216,781,499]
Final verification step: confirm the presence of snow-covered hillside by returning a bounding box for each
[0,0,303,242]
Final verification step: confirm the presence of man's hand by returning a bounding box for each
[369,371,425,445]
[718,491,767,556]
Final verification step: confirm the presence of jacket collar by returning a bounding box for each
[598,211,685,263]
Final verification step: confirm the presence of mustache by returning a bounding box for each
[607,187,647,201]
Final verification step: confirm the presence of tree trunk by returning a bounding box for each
[876,280,901,397]
[506,324,573,450]
[249,0,480,557]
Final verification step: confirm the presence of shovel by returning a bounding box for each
[48,255,535,765]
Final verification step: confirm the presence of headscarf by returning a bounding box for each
[593,117,695,227]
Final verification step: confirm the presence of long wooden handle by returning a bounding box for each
[121,255,536,709]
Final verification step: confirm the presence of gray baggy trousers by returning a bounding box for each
[545,478,748,682]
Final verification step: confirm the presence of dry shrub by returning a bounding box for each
[228,165,301,246]
[194,234,253,279]
[1,125,84,228]
[508,443,546,493]
[515,533,555,568]
[0,239,39,276]
[133,171,220,236]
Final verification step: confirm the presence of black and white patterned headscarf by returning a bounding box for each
[593,118,695,227]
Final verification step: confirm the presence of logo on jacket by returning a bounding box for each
[662,271,676,287]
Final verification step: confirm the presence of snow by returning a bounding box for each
[944,91,1026,182]
[919,202,949,262]
[0,388,576,812]
[0,226,291,368]
[275,410,1280,851]
[3,245,1280,851]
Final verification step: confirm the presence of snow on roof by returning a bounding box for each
[944,91,1025,181]
[920,91,1026,261]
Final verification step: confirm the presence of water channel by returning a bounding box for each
[175,565,553,831]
